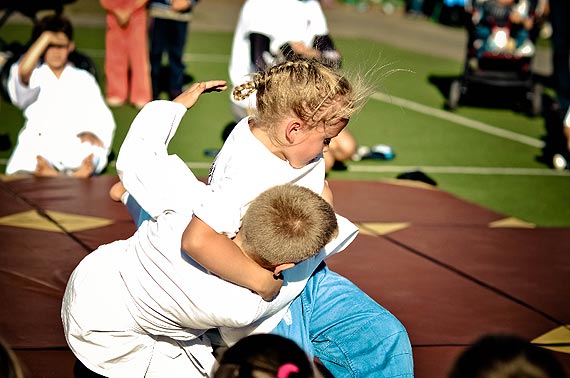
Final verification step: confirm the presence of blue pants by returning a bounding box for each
[273,263,413,377]
[149,17,189,100]
[126,196,414,377]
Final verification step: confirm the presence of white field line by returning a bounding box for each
[347,165,570,176]
[371,92,545,149]
[83,48,544,148]
[7,160,563,176]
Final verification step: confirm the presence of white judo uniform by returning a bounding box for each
[6,62,115,175]
[61,101,358,377]
[228,0,328,120]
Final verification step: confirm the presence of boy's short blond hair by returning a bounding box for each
[240,184,338,267]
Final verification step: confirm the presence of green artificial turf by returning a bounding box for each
[1,21,568,227]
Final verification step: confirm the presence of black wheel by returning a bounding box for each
[446,79,461,110]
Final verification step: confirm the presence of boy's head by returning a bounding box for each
[32,14,75,70]
[238,184,338,269]
[448,334,567,378]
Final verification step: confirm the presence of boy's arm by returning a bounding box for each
[17,31,58,85]
[182,216,283,301]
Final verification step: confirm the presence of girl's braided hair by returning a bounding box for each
[233,58,370,134]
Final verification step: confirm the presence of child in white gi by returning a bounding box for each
[6,14,115,177]
[228,0,355,173]
[63,80,358,377]
[114,59,413,377]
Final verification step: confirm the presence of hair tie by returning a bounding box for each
[277,363,299,378]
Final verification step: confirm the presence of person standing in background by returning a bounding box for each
[148,0,196,100]
[228,0,358,173]
[548,0,570,117]
[100,0,152,109]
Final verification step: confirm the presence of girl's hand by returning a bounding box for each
[256,271,284,302]
[173,80,227,109]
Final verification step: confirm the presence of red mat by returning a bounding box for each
[1,175,568,377]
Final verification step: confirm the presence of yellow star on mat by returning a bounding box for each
[532,326,570,354]
[357,222,410,236]
[489,217,535,228]
[0,210,114,233]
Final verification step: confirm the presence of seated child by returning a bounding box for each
[472,0,535,57]
[6,14,115,177]
[62,81,357,377]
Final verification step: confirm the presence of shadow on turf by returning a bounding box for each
[428,73,552,116]
[429,74,567,170]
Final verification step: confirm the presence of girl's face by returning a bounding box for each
[287,118,349,169]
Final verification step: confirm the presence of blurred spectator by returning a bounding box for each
[100,0,152,109]
[0,336,25,378]
[5,14,115,177]
[214,334,321,378]
[548,0,570,117]
[448,334,567,378]
[472,0,534,57]
[406,0,426,16]
[148,0,197,100]
[228,0,357,172]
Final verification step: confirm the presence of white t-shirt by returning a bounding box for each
[6,62,115,174]
[62,101,358,376]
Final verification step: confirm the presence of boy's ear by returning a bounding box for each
[68,42,75,53]
[273,263,295,276]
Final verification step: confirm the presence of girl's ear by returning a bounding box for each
[284,120,303,144]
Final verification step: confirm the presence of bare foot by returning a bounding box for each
[71,154,95,178]
[109,181,126,202]
[34,156,59,177]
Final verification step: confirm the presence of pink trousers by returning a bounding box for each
[104,8,152,105]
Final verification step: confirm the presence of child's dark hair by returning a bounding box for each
[448,334,567,378]
[31,14,74,42]
[214,334,316,378]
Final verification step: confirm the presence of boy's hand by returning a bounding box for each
[77,132,104,148]
[173,80,227,109]
[114,9,131,27]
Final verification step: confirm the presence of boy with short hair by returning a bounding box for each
[6,14,115,177]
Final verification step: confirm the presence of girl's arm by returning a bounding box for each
[182,216,283,302]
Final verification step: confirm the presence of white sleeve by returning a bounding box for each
[78,73,116,153]
[116,101,204,217]
[7,62,40,109]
